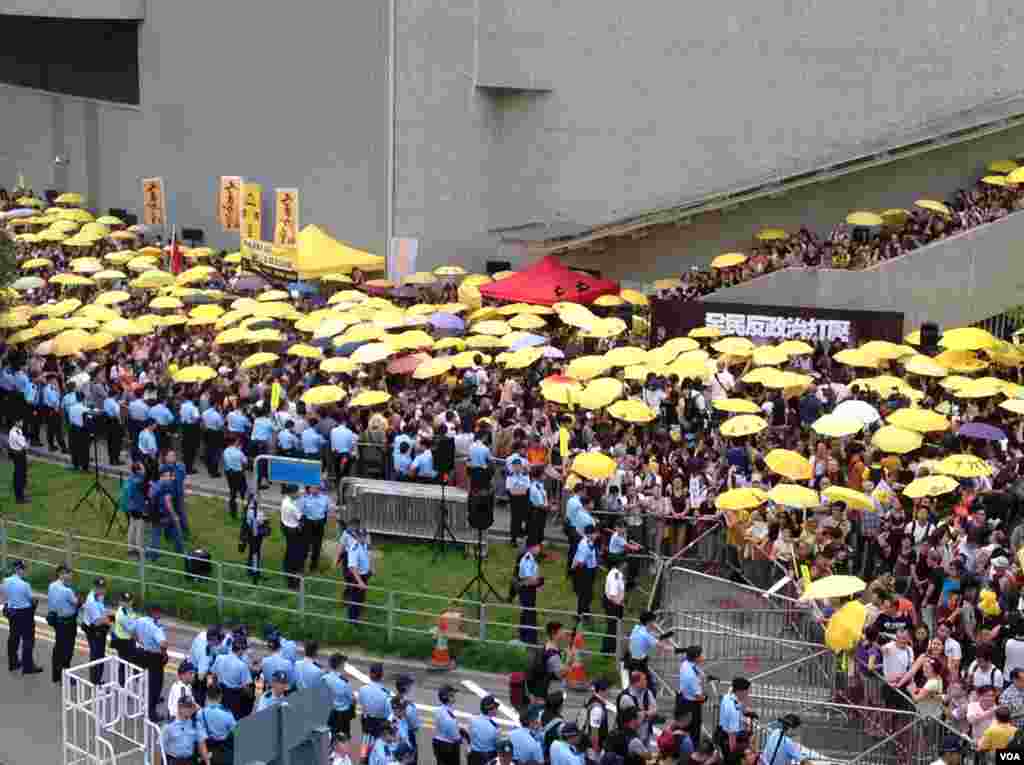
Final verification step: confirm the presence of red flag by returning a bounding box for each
[170,232,183,275]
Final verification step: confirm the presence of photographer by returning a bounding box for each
[715,677,753,765]
[239,491,270,582]
[760,715,808,765]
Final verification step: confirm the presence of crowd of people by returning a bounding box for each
[5,185,1024,763]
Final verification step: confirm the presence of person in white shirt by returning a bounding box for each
[966,685,998,742]
[280,485,305,590]
[881,629,915,714]
[708,361,734,401]
[166,661,196,721]
[1004,632,1024,681]
[936,623,962,677]
[8,418,28,504]
[967,643,1004,691]
[602,563,625,655]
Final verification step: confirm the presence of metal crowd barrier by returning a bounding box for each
[339,477,474,543]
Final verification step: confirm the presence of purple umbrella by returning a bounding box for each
[429,312,465,331]
[510,333,546,351]
[957,422,1007,441]
[230,274,269,292]
[542,345,565,359]
[1,209,36,219]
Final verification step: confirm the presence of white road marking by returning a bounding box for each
[461,679,518,723]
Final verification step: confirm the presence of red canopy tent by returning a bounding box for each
[477,255,619,306]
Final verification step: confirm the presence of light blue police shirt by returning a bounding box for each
[222,446,246,472]
[3,574,33,609]
[629,625,657,660]
[324,671,353,711]
[48,579,78,617]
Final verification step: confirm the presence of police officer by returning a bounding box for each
[149,397,175,453]
[571,525,599,619]
[223,436,248,518]
[3,560,43,674]
[277,421,298,458]
[104,390,124,465]
[137,421,159,480]
[250,410,276,489]
[190,625,224,708]
[294,640,324,690]
[325,652,355,737]
[505,452,530,546]
[518,542,543,644]
[389,695,416,763]
[41,375,65,452]
[393,674,420,764]
[716,677,752,765]
[48,565,80,684]
[368,720,398,765]
[359,662,391,752]
[8,416,28,503]
[432,684,467,765]
[201,403,225,478]
[549,723,584,765]
[346,528,371,622]
[261,633,296,690]
[168,660,197,718]
[508,705,544,765]
[627,612,664,693]
[110,592,137,685]
[126,392,150,457]
[67,392,91,471]
[761,714,804,765]
[299,483,331,571]
[161,696,212,765]
[81,577,111,684]
[676,645,706,746]
[179,395,201,474]
[210,635,252,720]
[526,466,549,547]
[470,695,502,765]
[330,417,357,485]
[468,430,493,493]
[197,684,238,765]
[492,738,516,765]
[256,670,290,712]
[134,604,169,721]
[22,373,40,446]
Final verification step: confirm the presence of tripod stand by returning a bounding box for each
[71,424,124,536]
[431,477,461,559]
[457,527,503,603]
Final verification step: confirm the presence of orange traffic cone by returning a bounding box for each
[430,610,457,671]
[566,631,588,691]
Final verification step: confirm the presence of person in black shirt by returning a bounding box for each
[875,594,914,644]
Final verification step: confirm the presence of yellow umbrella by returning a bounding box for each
[859,340,914,360]
[213,327,251,346]
[387,330,435,351]
[55,192,84,205]
[903,355,947,377]
[714,487,769,512]
[49,329,92,357]
[769,483,821,509]
[903,475,959,499]
[473,319,511,337]
[185,247,215,260]
[752,346,789,367]
[741,367,779,385]
[990,159,1019,174]
[886,408,949,432]
[915,199,952,217]
[761,370,813,390]
[47,298,82,317]
[541,378,584,406]
[79,304,120,322]
[302,385,346,406]
[190,305,225,320]
[150,296,183,310]
[567,355,611,381]
[688,326,721,339]
[953,378,1003,399]
[320,358,359,375]
[620,289,649,307]
[1000,399,1024,416]
[508,313,547,330]
[66,317,99,331]
[433,337,466,352]
[95,215,124,226]
[127,256,159,272]
[821,486,875,513]
[58,207,93,222]
[21,258,53,271]
[811,414,863,438]
[246,328,284,344]
[712,337,754,356]
[104,252,135,265]
[581,317,628,339]
[350,390,392,407]
[176,266,217,285]
[503,348,544,370]
[109,231,137,242]
[132,271,176,289]
[8,328,40,345]
[287,343,324,360]
[434,265,466,276]
[79,222,110,238]
[826,601,867,652]
[85,331,116,350]
[51,274,95,287]
[461,334,503,350]
[800,575,866,602]
[833,349,878,369]
[649,278,680,291]
[775,340,813,355]
[594,294,625,307]
[339,324,385,344]
[413,357,454,380]
[603,346,647,368]
[102,318,148,337]
[16,196,43,207]
[174,365,218,383]
[461,274,493,290]
[765,449,813,481]
[402,271,438,286]
[257,290,291,303]
[934,351,989,375]
[756,228,788,241]
[935,454,993,479]
[871,425,923,454]
[351,342,396,365]
[577,378,624,410]
[93,269,127,281]
[981,175,1011,187]
[607,399,657,424]
[712,398,761,414]
[251,302,296,320]
[571,453,617,481]
[939,327,997,351]
[710,252,747,269]
[720,414,767,438]
[845,212,884,227]
[240,352,280,370]
[221,252,242,265]
[0,314,28,330]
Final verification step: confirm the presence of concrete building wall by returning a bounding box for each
[707,209,1024,329]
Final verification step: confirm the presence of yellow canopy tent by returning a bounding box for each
[292,225,385,278]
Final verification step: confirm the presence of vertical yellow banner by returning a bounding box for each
[141,177,166,226]
[218,176,242,232]
[274,188,299,246]
[240,182,263,241]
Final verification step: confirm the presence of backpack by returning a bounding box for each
[527,646,557,698]
[542,717,564,761]
[682,392,701,429]
[576,698,606,748]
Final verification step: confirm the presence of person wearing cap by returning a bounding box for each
[8,415,28,503]
[508,704,544,765]
[580,678,611,761]
[161,695,212,765]
[617,672,657,745]
[517,541,543,644]
[197,684,237,765]
[393,674,420,764]
[627,612,666,693]
[256,669,290,712]
[602,559,626,655]
[325,653,355,736]
[81,577,111,684]
[110,592,137,685]
[549,722,584,765]
[677,645,706,746]
[760,714,806,765]
[433,684,465,765]
[389,695,417,763]
[210,636,252,720]
[572,524,600,619]
[368,720,399,765]
[134,604,170,721]
[2,559,43,674]
[190,625,224,707]
[260,633,296,691]
[294,640,324,690]
[469,695,502,765]
[280,484,306,590]
[527,464,550,548]
[222,436,249,518]
[346,526,372,622]
[48,564,81,684]
[359,663,392,750]
[167,660,197,720]
[716,677,752,765]
[929,734,963,765]
[299,482,332,572]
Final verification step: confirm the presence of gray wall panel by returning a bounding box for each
[0,0,144,18]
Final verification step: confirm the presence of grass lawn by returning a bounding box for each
[0,459,647,677]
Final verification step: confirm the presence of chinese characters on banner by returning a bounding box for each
[218,176,242,232]
[240,182,262,241]
[650,298,904,347]
[141,177,166,227]
[705,312,851,342]
[274,189,299,246]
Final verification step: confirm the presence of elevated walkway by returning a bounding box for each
[707,207,1024,329]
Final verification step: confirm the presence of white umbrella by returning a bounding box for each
[0,209,36,220]
[833,399,881,426]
